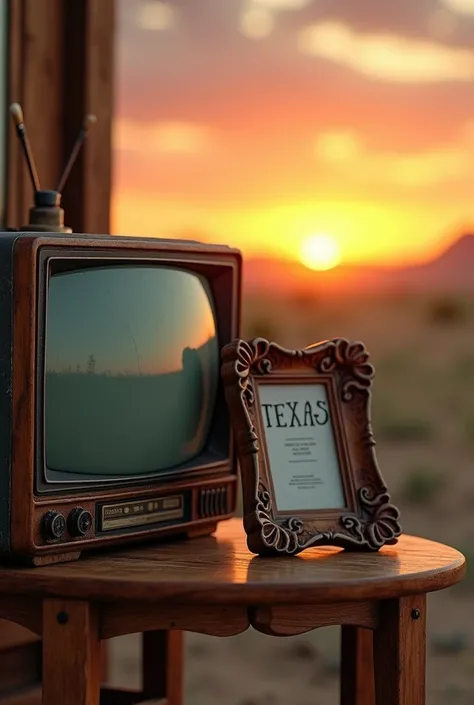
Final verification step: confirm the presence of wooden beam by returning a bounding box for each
[6,0,114,233]
[6,0,64,228]
[62,0,114,234]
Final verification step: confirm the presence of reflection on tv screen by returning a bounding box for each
[44,266,219,475]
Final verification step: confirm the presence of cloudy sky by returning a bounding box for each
[112,0,474,265]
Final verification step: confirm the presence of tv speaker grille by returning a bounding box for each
[198,487,228,519]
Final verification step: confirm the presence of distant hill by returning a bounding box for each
[243,234,474,296]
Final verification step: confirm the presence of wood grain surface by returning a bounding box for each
[0,520,465,605]
[341,626,375,705]
[374,594,426,705]
[142,630,183,705]
[42,599,101,705]
[250,602,378,636]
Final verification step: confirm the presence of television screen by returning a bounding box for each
[44,265,220,479]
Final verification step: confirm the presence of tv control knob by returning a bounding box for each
[42,511,66,541]
[67,508,93,537]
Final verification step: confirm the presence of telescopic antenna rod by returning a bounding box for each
[56,114,97,193]
[9,103,41,193]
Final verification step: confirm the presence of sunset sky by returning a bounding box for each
[112,0,474,266]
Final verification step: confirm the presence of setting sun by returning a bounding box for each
[299,234,342,271]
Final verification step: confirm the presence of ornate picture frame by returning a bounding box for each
[221,337,402,556]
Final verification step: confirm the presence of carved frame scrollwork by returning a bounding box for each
[221,338,402,556]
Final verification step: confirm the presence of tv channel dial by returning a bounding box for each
[67,507,93,537]
[41,510,67,541]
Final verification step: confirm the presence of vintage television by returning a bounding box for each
[0,233,241,566]
[0,107,241,565]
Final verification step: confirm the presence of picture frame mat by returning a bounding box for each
[253,375,356,519]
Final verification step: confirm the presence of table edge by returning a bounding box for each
[0,550,465,605]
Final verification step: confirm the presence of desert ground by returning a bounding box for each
[108,290,474,705]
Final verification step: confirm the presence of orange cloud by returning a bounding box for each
[135,1,176,31]
[442,0,474,14]
[239,6,275,39]
[299,22,474,82]
[314,131,363,163]
[113,120,214,155]
[314,129,473,187]
[239,0,313,39]
[251,0,312,8]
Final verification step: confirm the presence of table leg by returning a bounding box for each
[42,599,101,705]
[142,630,183,705]
[373,595,426,705]
[340,626,375,705]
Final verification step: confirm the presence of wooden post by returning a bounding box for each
[142,630,183,705]
[340,626,375,705]
[373,595,426,705]
[61,0,115,234]
[6,0,114,234]
[42,599,101,705]
[6,0,64,228]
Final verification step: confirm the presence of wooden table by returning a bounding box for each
[0,519,465,705]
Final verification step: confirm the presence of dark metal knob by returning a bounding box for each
[67,508,92,537]
[42,511,66,540]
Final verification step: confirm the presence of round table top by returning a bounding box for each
[0,519,465,604]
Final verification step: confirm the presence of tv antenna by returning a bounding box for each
[9,103,97,233]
